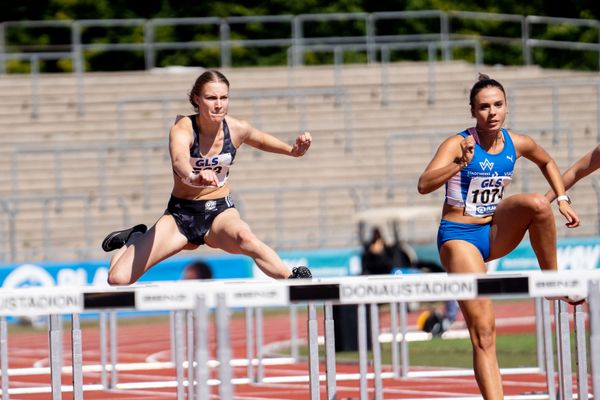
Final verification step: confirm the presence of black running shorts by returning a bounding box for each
[167,195,235,245]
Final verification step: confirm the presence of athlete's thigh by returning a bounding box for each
[204,208,252,253]
[440,241,495,330]
[488,193,535,260]
[117,213,189,278]
[439,240,487,274]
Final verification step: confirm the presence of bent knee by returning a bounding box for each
[107,268,134,286]
[526,193,551,215]
[237,229,260,251]
[470,326,497,352]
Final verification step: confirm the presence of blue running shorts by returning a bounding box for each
[437,219,491,260]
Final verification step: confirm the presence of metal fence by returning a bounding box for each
[1,11,600,72]
[0,177,425,263]
[508,77,600,143]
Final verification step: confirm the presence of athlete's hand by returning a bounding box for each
[558,202,580,228]
[456,135,475,166]
[291,131,312,157]
[184,170,218,187]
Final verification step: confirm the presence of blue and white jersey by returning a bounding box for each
[445,127,516,217]
[186,115,237,188]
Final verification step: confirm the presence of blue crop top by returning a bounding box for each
[445,127,516,217]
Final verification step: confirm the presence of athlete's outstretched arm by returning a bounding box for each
[514,133,579,228]
[418,135,474,194]
[546,144,600,201]
[239,119,311,157]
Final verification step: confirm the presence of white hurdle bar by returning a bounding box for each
[0,271,599,400]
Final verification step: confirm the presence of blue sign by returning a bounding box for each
[1,238,597,292]
[0,248,363,290]
[488,237,600,272]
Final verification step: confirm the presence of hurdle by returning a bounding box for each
[298,272,599,400]
[0,271,599,400]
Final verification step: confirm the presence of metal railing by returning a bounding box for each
[525,15,600,67]
[115,87,353,149]
[10,141,166,211]
[0,176,425,262]
[1,11,599,72]
[0,193,93,263]
[0,52,84,118]
[233,180,437,250]
[2,10,597,119]
[288,39,481,105]
[508,77,600,143]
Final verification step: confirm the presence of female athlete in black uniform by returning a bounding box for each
[102,70,312,284]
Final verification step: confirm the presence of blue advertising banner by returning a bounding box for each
[1,238,598,292]
[487,237,600,272]
[0,248,363,290]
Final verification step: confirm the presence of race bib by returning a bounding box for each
[464,176,512,217]
[188,153,233,187]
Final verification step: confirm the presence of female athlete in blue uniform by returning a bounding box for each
[101,70,312,284]
[418,73,579,400]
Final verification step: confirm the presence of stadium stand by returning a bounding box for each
[1,60,599,262]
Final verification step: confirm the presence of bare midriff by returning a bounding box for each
[171,175,231,200]
[442,203,493,225]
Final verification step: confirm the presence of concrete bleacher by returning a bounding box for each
[0,61,599,263]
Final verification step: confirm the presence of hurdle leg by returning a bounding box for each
[173,311,186,400]
[186,310,194,400]
[323,302,337,400]
[71,313,83,400]
[357,304,368,400]
[194,295,210,400]
[99,312,109,389]
[49,314,63,400]
[534,297,545,372]
[542,298,556,400]
[216,293,234,399]
[370,303,383,400]
[554,301,562,399]
[169,311,176,363]
[290,304,299,361]
[389,302,400,378]
[573,303,588,400]
[255,307,265,383]
[399,301,409,378]
[245,307,255,382]
[307,304,321,400]
[109,311,118,388]
[588,281,600,400]
[557,301,573,400]
[1,316,9,400]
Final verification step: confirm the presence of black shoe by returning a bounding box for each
[101,224,147,252]
[289,266,312,279]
